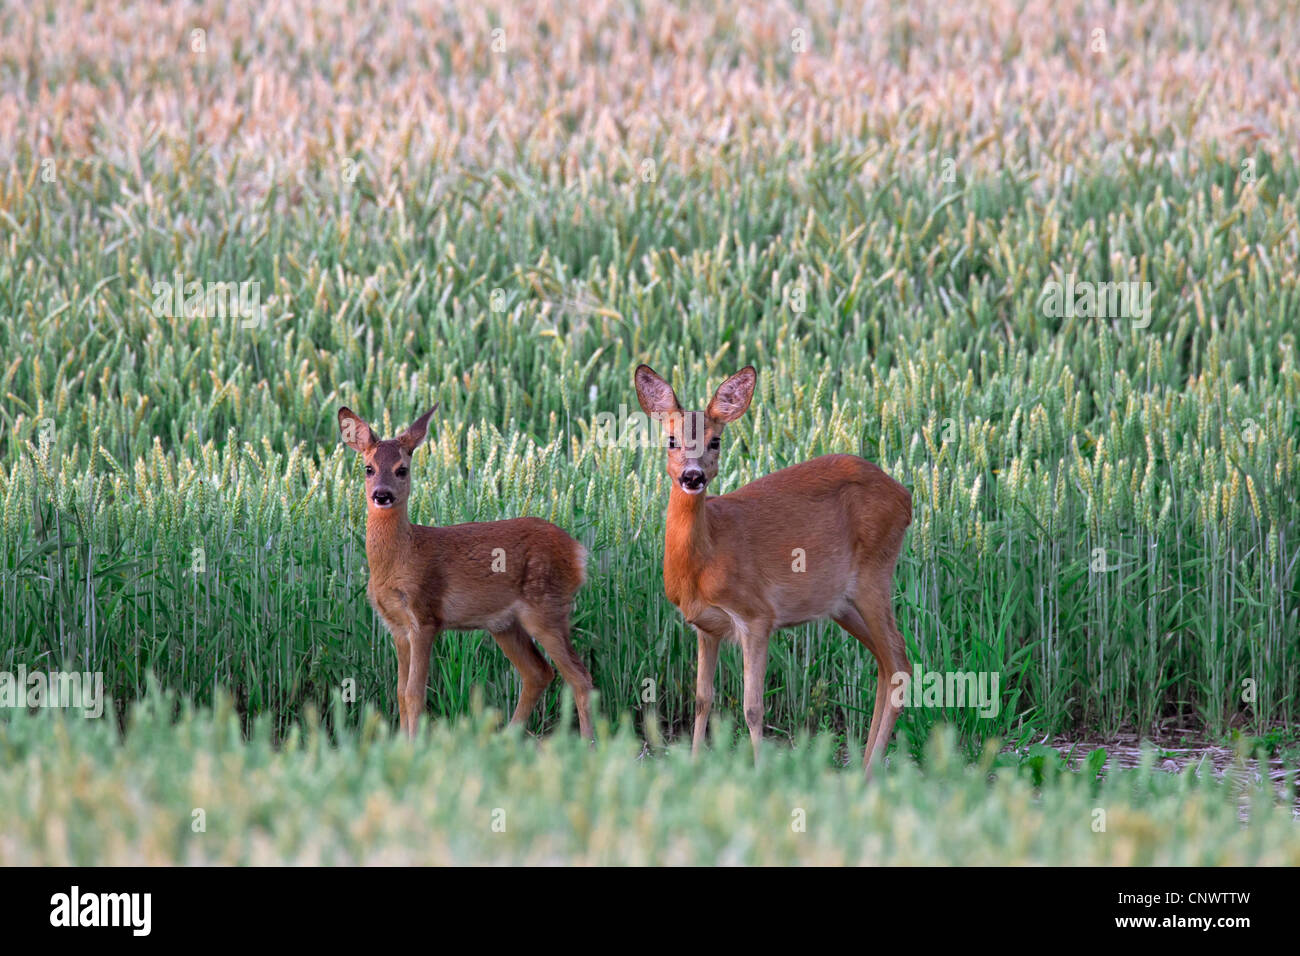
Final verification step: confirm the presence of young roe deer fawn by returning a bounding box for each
[338,405,594,740]
[634,365,913,777]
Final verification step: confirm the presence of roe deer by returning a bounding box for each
[633,365,912,777]
[338,405,594,740]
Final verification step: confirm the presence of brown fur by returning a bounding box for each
[339,405,594,740]
[635,366,913,777]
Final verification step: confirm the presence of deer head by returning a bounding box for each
[338,405,437,513]
[634,365,756,495]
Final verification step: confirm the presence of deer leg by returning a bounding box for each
[865,628,910,778]
[738,621,772,764]
[491,622,554,731]
[519,608,595,741]
[841,587,910,779]
[404,624,438,739]
[392,626,412,734]
[692,626,723,756]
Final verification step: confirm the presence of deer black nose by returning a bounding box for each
[372,490,395,506]
[680,467,706,490]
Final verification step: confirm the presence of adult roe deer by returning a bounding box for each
[338,405,594,740]
[633,365,912,777]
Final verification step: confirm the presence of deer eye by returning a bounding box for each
[667,436,678,449]
[395,467,408,478]
[708,437,720,450]
[364,465,375,476]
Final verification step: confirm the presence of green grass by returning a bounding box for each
[1,687,1295,865]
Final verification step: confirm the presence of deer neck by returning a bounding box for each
[664,483,712,580]
[365,505,413,582]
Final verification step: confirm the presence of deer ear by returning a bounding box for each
[634,365,680,417]
[338,407,376,453]
[398,404,438,452]
[707,366,756,422]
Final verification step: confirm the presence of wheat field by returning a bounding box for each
[0,0,1297,863]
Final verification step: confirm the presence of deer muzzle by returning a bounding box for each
[679,465,706,493]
